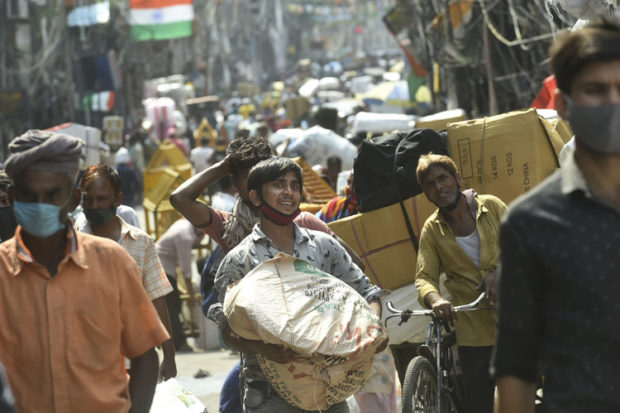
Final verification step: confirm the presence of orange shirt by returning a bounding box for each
[0,226,169,413]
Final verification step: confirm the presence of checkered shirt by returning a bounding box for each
[77,217,173,301]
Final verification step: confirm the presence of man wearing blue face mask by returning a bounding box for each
[493,19,620,412]
[0,130,170,413]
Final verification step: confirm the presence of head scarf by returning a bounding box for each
[4,130,83,183]
[222,197,259,250]
[316,195,358,224]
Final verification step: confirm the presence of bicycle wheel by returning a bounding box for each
[402,356,437,413]
[441,391,459,413]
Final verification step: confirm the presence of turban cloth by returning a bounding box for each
[4,130,84,182]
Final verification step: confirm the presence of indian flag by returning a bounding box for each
[130,0,194,41]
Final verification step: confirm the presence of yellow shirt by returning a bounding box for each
[415,193,507,346]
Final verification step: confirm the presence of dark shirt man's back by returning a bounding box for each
[493,155,620,412]
[116,163,141,207]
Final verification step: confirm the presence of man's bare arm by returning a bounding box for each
[496,376,536,413]
[221,324,298,364]
[170,159,231,227]
[369,299,382,319]
[368,299,389,353]
[183,276,198,306]
[128,348,159,413]
[152,297,177,380]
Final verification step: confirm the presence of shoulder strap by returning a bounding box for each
[398,199,419,252]
[393,134,419,252]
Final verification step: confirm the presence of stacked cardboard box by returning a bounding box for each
[447,108,565,205]
[329,195,436,290]
[330,109,565,291]
[546,117,573,144]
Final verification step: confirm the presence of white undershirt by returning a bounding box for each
[455,227,481,267]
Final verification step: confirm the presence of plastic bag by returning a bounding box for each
[150,378,207,413]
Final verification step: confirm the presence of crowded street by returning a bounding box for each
[0,1,619,413]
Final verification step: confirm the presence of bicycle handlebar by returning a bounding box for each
[454,292,487,311]
[385,292,487,317]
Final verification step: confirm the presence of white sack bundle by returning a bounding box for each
[223,253,387,410]
[286,126,357,170]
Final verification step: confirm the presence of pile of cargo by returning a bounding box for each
[328,108,568,342]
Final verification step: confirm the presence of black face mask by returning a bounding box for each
[439,186,463,213]
[84,206,117,227]
[0,206,17,241]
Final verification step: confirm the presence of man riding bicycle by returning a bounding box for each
[414,154,507,413]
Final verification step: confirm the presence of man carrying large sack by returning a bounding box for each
[208,157,388,413]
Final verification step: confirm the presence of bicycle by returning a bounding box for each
[386,293,489,413]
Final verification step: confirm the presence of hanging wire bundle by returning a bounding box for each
[394,0,612,115]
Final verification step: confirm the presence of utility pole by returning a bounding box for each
[482,25,498,115]
[0,2,6,91]
[63,2,76,124]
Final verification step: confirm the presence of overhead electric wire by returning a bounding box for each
[406,0,572,113]
[479,0,556,47]
[507,0,529,50]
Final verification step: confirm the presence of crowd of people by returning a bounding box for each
[0,19,618,413]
